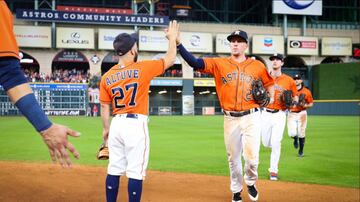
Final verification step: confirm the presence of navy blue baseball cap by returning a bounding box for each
[113,33,138,56]
[269,53,284,61]
[227,29,248,43]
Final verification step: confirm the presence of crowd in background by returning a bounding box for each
[194,70,212,78]
[22,67,212,83]
[160,69,182,77]
[22,68,90,83]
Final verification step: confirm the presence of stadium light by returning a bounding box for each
[148,90,151,93]
[176,90,182,93]
[212,92,216,95]
[158,90,167,94]
[199,90,210,95]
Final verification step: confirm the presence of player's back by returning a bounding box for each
[100,59,164,115]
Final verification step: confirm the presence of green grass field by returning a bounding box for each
[0,115,358,188]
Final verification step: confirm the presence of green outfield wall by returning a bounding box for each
[311,63,360,100]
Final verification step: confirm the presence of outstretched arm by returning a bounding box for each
[177,44,205,70]
[175,28,205,70]
[163,20,179,69]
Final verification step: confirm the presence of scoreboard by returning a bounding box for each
[0,83,88,116]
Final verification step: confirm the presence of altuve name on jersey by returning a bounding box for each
[105,69,139,86]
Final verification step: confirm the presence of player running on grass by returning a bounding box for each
[176,29,274,202]
[260,53,298,181]
[287,74,314,157]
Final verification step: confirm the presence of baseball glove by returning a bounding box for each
[282,90,293,108]
[251,79,270,107]
[298,93,306,106]
[96,143,109,160]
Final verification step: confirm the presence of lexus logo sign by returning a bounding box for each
[62,32,89,44]
[71,32,80,39]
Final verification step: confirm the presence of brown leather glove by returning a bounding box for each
[96,143,109,160]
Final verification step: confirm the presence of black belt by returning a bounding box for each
[224,108,259,117]
[266,109,280,113]
[113,113,138,119]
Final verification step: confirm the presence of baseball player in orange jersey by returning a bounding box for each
[287,74,314,157]
[99,20,178,202]
[176,29,275,202]
[0,0,80,167]
[261,53,298,181]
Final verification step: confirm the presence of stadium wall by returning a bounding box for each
[311,63,360,100]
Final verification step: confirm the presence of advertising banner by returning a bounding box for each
[216,33,249,54]
[321,37,352,56]
[29,83,88,90]
[181,32,213,53]
[182,95,194,115]
[16,9,168,26]
[44,110,86,116]
[252,35,284,54]
[98,29,133,50]
[56,27,94,49]
[273,0,322,16]
[139,30,168,51]
[14,25,51,48]
[194,79,215,87]
[150,79,183,86]
[56,5,132,14]
[287,36,318,55]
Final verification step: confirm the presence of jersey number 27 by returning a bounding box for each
[111,82,138,109]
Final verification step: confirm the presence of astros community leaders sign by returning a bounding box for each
[16,9,169,26]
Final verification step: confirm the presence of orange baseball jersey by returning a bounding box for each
[0,1,20,59]
[202,57,274,111]
[291,86,313,112]
[100,59,164,115]
[267,74,297,111]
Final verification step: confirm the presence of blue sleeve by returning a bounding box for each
[15,93,53,132]
[177,44,205,70]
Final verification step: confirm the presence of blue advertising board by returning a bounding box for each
[16,9,169,27]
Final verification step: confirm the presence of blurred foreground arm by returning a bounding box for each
[7,83,80,167]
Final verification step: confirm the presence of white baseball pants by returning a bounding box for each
[223,110,261,193]
[261,110,286,174]
[107,114,150,180]
[287,110,307,138]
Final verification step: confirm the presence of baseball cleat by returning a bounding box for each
[247,185,259,201]
[232,191,242,202]
[270,172,278,181]
[298,152,304,157]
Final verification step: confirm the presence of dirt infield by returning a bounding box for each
[0,161,358,202]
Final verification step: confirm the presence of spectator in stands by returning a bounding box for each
[21,67,89,83]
